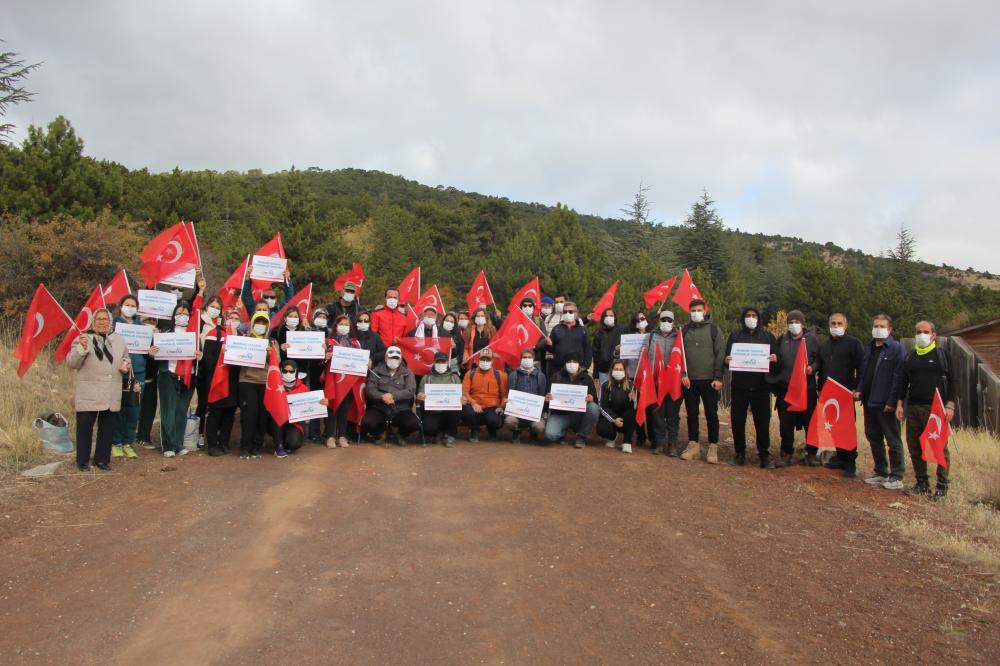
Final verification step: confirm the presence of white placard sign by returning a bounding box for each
[423,384,462,411]
[619,333,648,360]
[161,266,196,289]
[287,390,327,423]
[137,290,177,320]
[549,383,589,412]
[505,389,546,422]
[152,331,197,360]
[249,255,287,281]
[729,343,772,373]
[115,322,154,353]
[330,346,370,377]
[223,335,270,368]
[286,331,326,359]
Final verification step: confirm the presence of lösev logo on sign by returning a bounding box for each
[286,331,325,359]
[223,335,270,368]
[152,332,197,360]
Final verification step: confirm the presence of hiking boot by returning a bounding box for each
[76,462,90,472]
[666,442,680,457]
[775,454,793,468]
[622,443,633,454]
[824,457,846,470]
[122,444,138,459]
[760,457,777,470]
[679,441,700,461]
[95,461,111,471]
[573,437,586,449]
[111,445,124,458]
[706,444,719,465]
[729,454,746,467]
[652,444,665,455]
[444,435,456,448]
[904,482,931,497]
[275,446,288,459]
[842,466,857,479]
[208,447,225,457]
[881,479,904,491]
[469,429,480,443]
[137,440,156,450]
[511,430,521,444]
[933,486,948,501]
[864,475,888,485]
[806,453,822,467]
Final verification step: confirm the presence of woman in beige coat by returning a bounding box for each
[67,308,130,471]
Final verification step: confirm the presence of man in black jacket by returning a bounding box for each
[767,310,821,468]
[724,305,779,468]
[817,312,865,477]
[545,302,593,373]
[323,280,362,323]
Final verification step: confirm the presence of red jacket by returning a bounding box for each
[370,306,412,347]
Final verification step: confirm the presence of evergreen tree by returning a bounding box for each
[675,190,728,284]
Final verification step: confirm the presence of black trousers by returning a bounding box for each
[205,406,236,453]
[422,409,461,438]
[462,405,502,435]
[325,395,353,438]
[596,409,636,442]
[773,382,818,455]
[684,379,720,444]
[361,405,421,438]
[647,398,681,447]
[136,378,158,443]
[195,371,210,434]
[238,382,267,453]
[269,420,304,451]
[76,410,115,467]
[730,387,771,458]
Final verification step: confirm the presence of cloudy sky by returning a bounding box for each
[6,1,999,271]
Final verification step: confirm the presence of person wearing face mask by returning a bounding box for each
[623,311,651,380]
[242,264,294,318]
[322,281,361,323]
[597,360,637,453]
[111,295,146,459]
[504,348,548,443]
[680,299,725,460]
[417,351,463,447]
[303,307,331,441]
[542,296,562,334]
[544,301,593,379]
[854,314,907,490]
[816,312,865,477]
[193,295,226,449]
[518,297,549,363]
[371,287,411,347]
[161,272,208,314]
[441,312,465,372]
[409,305,441,338]
[237,311,277,459]
[544,351,599,448]
[767,310,821,468]
[361,346,421,445]
[204,307,243,457]
[724,305,779,468]
[461,348,507,442]
[271,306,305,362]
[593,308,624,389]
[462,307,496,368]
[540,297,559,374]
[135,315,162,450]
[642,311,683,456]
[68,307,130,471]
[270,360,327,458]
[354,310,388,367]
[322,314,361,448]
[154,304,202,458]
[896,320,955,499]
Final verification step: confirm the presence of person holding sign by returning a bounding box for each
[323,315,361,448]
[417,351,463,447]
[111,294,148,459]
[504,348,547,443]
[593,308,624,389]
[271,360,328,458]
[237,311,277,459]
[361,346,421,445]
[544,351,599,448]
[242,261,294,318]
[194,295,225,448]
[354,310,388,367]
[597,360,637,453]
[724,306,779,468]
[154,303,202,457]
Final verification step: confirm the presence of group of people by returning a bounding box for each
[66,267,955,499]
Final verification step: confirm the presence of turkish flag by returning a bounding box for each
[784,339,809,412]
[102,270,131,306]
[263,344,290,427]
[491,305,544,369]
[334,262,365,296]
[184,222,202,268]
[466,270,494,313]
[643,276,677,310]
[218,255,249,312]
[919,389,950,470]
[269,283,313,330]
[671,269,707,313]
[397,337,453,376]
[174,308,201,389]
[660,328,686,403]
[139,222,199,288]
[250,233,287,298]
[590,280,620,320]
[415,284,445,316]
[323,364,364,411]
[398,266,421,305]
[806,379,857,450]
[508,277,541,313]
[54,284,106,362]
[208,330,231,403]
[347,375,367,425]
[634,350,656,427]
[14,284,74,378]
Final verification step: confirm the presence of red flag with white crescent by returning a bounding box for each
[806,379,857,450]
[662,327,686,403]
[14,284,74,378]
[139,222,199,288]
[54,284,106,362]
[466,270,494,314]
[334,262,365,295]
[208,330,231,403]
[589,280,619,321]
[263,343,290,426]
[269,283,313,330]
[397,337,454,376]
[671,269,708,313]
[415,284,445,316]
[398,266,421,305]
[643,275,677,309]
[634,350,656,427]
[218,255,249,312]
[102,270,131,305]
[490,306,544,370]
[919,389,950,470]
[507,277,541,313]
[784,339,809,412]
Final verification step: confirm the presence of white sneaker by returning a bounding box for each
[162,451,175,458]
[864,475,888,485]
[881,479,904,491]
[605,440,616,448]
[177,449,190,456]
[621,443,633,454]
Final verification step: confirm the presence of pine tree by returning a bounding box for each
[675,190,728,284]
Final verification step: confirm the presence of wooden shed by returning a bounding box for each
[943,318,1000,371]
[941,319,1000,435]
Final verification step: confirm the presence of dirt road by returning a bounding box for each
[1,441,997,664]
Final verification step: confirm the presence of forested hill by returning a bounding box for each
[1,115,998,335]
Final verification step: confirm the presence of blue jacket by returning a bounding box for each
[856,336,905,408]
[242,276,295,317]
[507,366,547,397]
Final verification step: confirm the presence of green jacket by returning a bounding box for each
[682,321,725,381]
[418,368,462,393]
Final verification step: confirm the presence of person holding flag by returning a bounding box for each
[323,314,362,449]
[441,312,465,372]
[767,310,821,468]
[155,302,202,458]
[462,307,496,366]
[597,360,637,453]
[270,359,326,458]
[816,313,865,477]
[194,294,225,448]
[681,298,725,459]
[408,305,442,338]
[896,321,955,499]
[641,311,682,456]
[204,307,242,457]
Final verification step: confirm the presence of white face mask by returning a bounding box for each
[423,316,437,328]
[520,357,534,371]
[659,321,673,333]
[603,316,615,327]
[562,312,575,323]
[788,322,802,336]
[872,327,890,340]
[356,321,370,332]
[744,316,758,330]
[265,298,277,307]
[285,317,299,330]
[829,326,845,338]
[121,305,137,318]
[314,318,328,329]
[252,323,267,336]
[281,372,296,383]
[443,321,455,332]
[458,319,470,329]
[228,320,241,331]
[636,320,648,331]
[554,302,565,313]
[475,316,487,326]
[541,307,553,317]
[565,362,580,374]
[342,292,355,303]
[171,289,183,298]
[386,358,401,369]
[433,362,448,374]
[174,315,189,327]
[521,305,533,315]
[206,306,221,319]
[690,311,705,323]
[385,297,398,309]
[611,370,626,381]
[479,360,492,371]
[915,333,932,348]
[336,324,350,336]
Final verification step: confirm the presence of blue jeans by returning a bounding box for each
[113,370,144,445]
[544,402,599,441]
